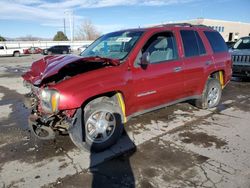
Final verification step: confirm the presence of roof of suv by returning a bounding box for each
[149,23,214,31]
[114,23,215,34]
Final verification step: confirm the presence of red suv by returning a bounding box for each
[22,23,232,152]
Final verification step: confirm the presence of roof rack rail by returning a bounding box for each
[194,24,211,28]
[160,23,211,29]
[161,23,193,27]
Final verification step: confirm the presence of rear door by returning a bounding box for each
[179,29,213,96]
[131,31,184,113]
[55,46,60,54]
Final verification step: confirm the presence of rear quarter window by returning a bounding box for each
[204,31,227,53]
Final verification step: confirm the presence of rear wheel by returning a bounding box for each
[69,101,124,152]
[195,78,222,109]
[13,51,20,57]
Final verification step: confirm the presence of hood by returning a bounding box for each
[22,55,120,86]
[230,49,250,56]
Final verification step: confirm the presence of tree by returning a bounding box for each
[0,35,6,41]
[76,19,101,40]
[53,31,68,41]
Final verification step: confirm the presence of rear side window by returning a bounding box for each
[204,31,227,53]
[195,32,206,55]
[180,30,206,57]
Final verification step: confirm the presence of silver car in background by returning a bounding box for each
[231,37,250,78]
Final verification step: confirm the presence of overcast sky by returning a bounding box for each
[0,0,249,38]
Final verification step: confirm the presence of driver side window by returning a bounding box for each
[135,32,178,66]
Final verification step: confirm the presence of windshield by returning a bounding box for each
[233,37,250,49]
[80,30,144,60]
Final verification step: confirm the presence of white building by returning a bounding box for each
[174,18,250,42]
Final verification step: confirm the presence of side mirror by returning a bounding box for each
[140,52,150,69]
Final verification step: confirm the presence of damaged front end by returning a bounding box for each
[23,54,119,140]
[24,85,74,140]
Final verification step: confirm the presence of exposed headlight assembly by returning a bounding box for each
[40,89,60,113]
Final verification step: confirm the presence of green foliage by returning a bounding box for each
[53,31,68,41]
[0,35,6,41]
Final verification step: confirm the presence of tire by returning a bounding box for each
[69,101,124,152]
[13,51,20,57]
[195,78,222,109]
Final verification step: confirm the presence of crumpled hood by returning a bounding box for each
[22,54,119,86]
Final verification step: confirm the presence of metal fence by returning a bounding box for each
[0,40,94,50]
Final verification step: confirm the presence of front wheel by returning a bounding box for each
[69,102,124,152]
[195,78,222,109]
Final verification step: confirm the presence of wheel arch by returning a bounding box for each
[81,90,127,123]
[209,70,225,88]
[13,50,20,56]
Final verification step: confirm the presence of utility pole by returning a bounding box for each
[64,10,74,42]
[73,13,74,41]
[63,18,66,35]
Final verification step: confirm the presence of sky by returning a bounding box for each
[0,0,250,39]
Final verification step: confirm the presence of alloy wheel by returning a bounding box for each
[86,110,116,143]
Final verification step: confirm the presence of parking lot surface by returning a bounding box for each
[0,55,250,188]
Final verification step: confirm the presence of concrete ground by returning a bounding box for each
[0,54,250,188]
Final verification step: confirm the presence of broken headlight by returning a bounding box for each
[40,89,60,113]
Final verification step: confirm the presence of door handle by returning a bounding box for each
[174,67,182,72]
[205,61,212,65]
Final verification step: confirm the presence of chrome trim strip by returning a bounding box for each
[137,90,156,97]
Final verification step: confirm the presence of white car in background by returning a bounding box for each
[0,45,24,57]
[77,44,89,53]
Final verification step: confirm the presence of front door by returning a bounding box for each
[131,31,184,113]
